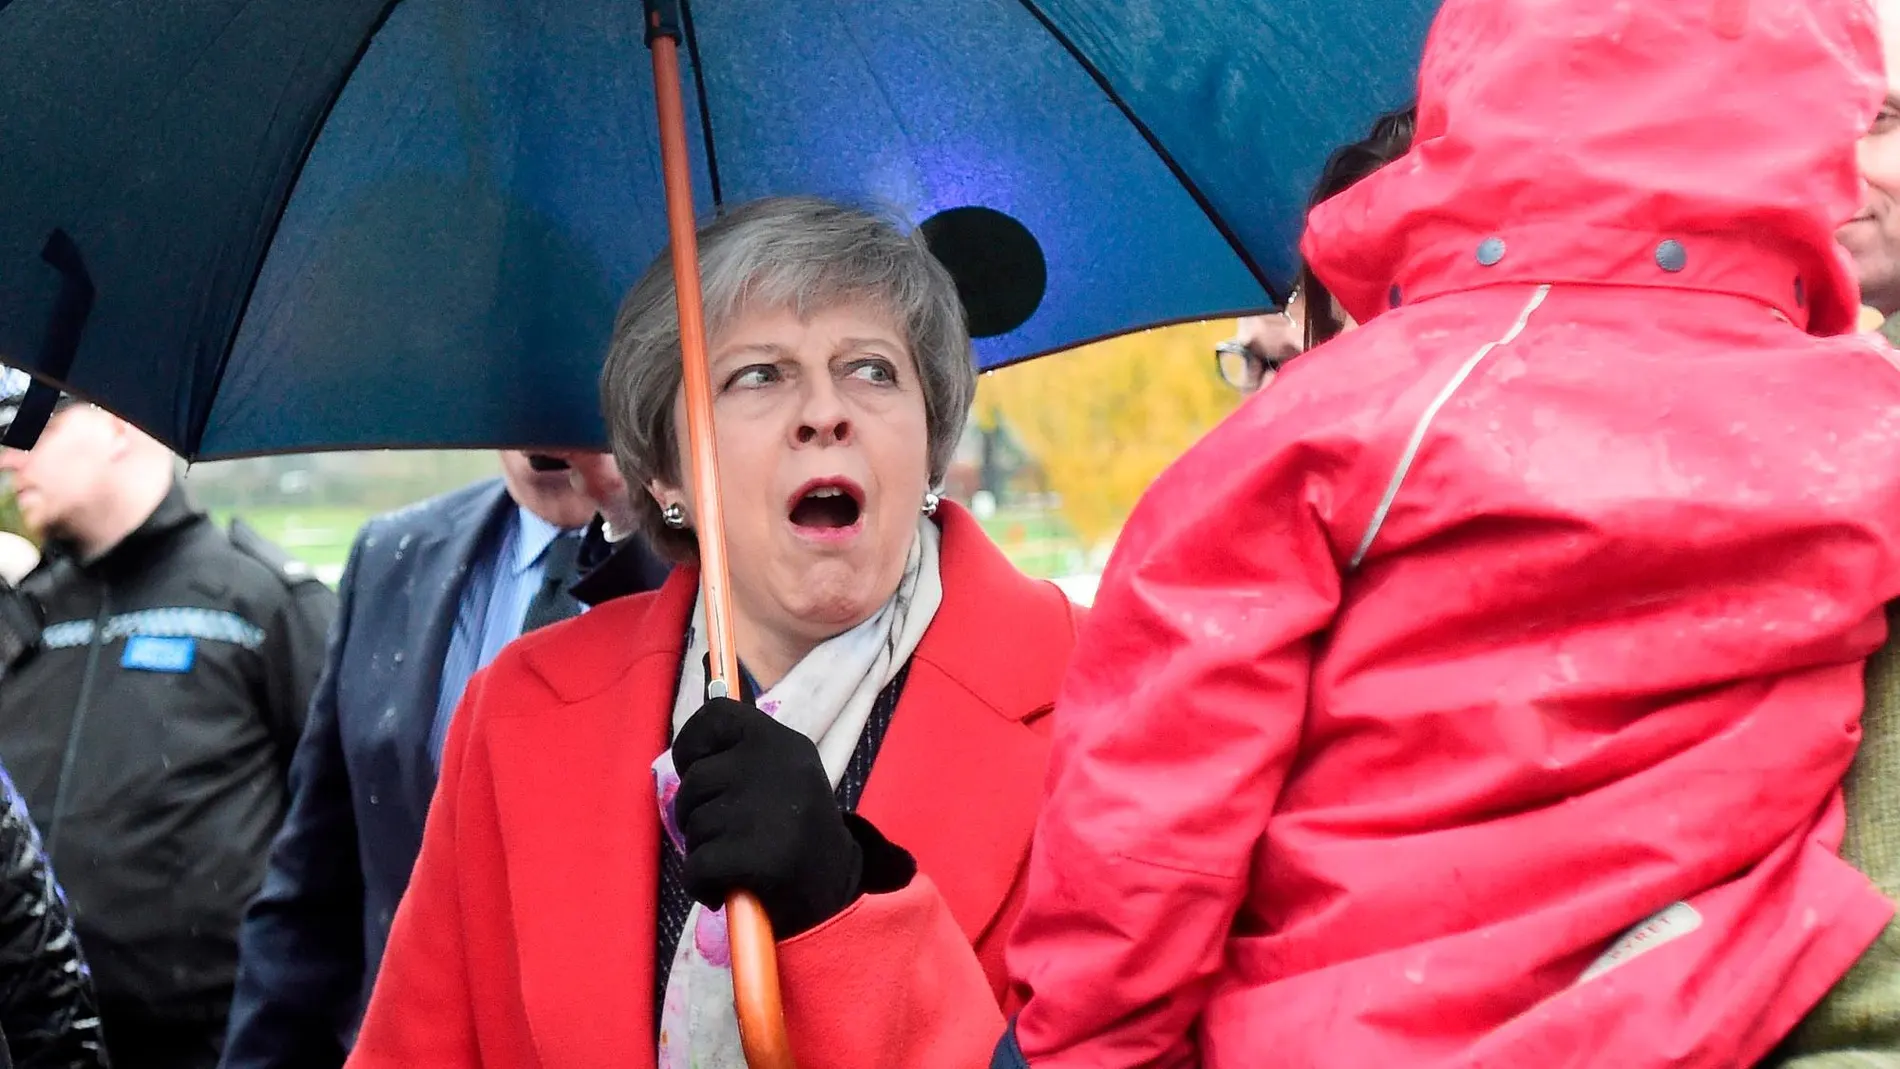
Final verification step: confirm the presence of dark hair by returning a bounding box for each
[1298,104,1418,349]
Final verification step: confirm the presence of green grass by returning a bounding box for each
[210,506,371,580]
[977,509,1089,579]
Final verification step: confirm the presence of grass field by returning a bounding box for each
[214,504,1092,586]
[210,507,365,584]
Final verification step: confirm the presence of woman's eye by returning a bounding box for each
[1876,107,1900,132]
[846,359,897,385]
[726,365,780,390]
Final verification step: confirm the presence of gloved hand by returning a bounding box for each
[672,697,864,938]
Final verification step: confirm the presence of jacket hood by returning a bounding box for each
[1303,0,1884,336]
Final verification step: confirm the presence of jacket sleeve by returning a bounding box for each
[223,539,367,1069]
[0,763,108,1069]
[345,671,492,1068]
[1006,398,1350,1067]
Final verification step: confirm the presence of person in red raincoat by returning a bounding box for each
[1001,0,1900,1066]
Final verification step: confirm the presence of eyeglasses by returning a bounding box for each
[1214,288,1301,395]
[1214,341,1287,395]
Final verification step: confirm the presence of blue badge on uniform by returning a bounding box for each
[122,635,196,673]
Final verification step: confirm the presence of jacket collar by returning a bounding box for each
[906,502,1073,721]
[525,500,1069,715]
[569,519,675,607]
[63,481,205,582]
[858,502,1068,939]
[1386,225,1819,332]
[395,479,517,816]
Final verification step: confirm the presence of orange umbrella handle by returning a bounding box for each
[727,890,795,1066]
[645,6,797,1067]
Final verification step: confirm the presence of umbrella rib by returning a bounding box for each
[193,0,409,459]
[679,0,725,212]
[1010,0,1281,302]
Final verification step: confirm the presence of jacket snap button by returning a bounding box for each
[1656,239,1687,273]
[1389,284,1403,307]
[1477,237,1506,266]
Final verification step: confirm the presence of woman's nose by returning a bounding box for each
[794,380,852,446]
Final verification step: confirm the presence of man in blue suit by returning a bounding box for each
[220,450,668,1068]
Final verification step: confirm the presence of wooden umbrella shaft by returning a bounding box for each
[645,6,797,1068]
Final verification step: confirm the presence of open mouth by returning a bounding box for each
[787,479,865,533]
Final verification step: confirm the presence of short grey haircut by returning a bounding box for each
[601,196,977,561]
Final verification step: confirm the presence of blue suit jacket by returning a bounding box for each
[222,480,517,1068]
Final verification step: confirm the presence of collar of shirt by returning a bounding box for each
[510,505,567,576]
[429,506,586,765]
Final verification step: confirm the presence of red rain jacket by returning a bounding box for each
[1009,1,1900,1066]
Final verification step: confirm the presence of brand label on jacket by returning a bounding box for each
[120,635,197,674]
[1577,901,1703,985]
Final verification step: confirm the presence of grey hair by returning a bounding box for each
[601,196,976,561]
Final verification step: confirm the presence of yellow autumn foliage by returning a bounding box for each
[975,320,1241,549]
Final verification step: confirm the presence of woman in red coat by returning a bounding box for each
[346,197,1083,1068]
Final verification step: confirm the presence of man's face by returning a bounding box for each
[497,450,599,530]
[1842,1,1900,316]
[0,406,120,541]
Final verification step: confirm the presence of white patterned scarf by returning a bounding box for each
[651,518,943,1067]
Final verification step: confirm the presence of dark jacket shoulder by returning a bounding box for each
[226,519,325,593]
[349,479,509,560]
[335,478,511,601]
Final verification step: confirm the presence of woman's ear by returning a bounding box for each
[648,480,699,531]
[646,478,682,512]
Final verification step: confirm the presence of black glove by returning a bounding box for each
[672,697,873,937]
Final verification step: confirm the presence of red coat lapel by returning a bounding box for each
[484,574,698,1068]
[859,504,1076,942]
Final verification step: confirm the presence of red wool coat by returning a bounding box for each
[347,502,1081,1068]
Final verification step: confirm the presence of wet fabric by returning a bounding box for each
[1008,1,1900,1065]
[0,0,1431,457]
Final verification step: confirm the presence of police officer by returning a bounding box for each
[0,377,335,1069]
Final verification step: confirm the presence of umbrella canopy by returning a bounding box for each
[0,0,1434,458]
